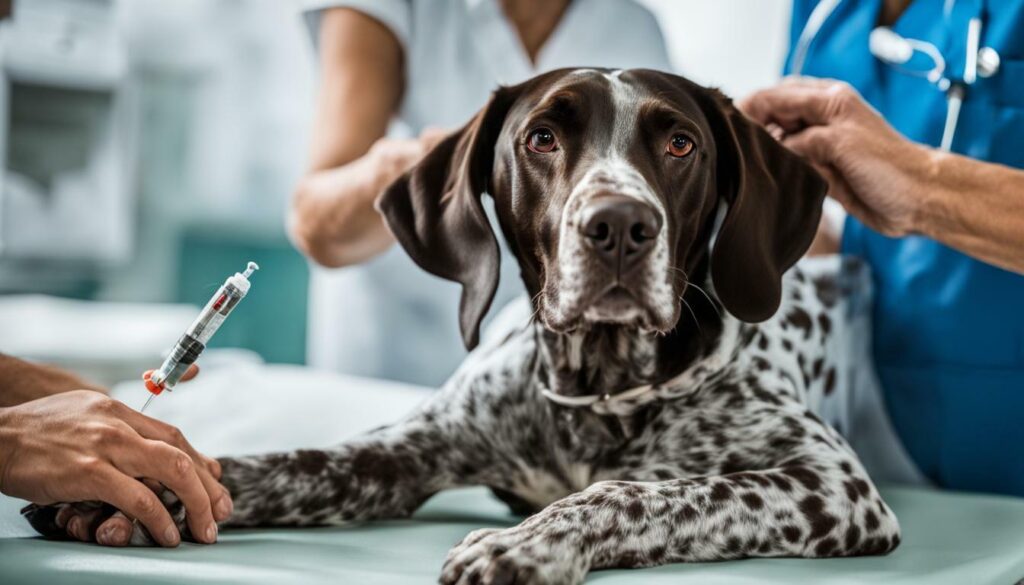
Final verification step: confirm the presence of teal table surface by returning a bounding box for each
[2,365,1022,584]
[3,485,1024,584]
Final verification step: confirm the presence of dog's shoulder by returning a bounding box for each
[440,296,540,398]
[752,256,867,346]
[739,255,872,409]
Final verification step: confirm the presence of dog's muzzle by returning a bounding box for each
[579,194,662,277]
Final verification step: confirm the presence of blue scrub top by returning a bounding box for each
[786,0,1024,497]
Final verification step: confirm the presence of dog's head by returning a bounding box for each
[378,69,826,349]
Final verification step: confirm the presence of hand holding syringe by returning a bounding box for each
[24,262,259,547]
[141,261,259,412]
[12,265,257,548]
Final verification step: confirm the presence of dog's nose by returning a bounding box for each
[579,195,662,274]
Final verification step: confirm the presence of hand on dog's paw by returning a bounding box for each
[440,526,588,585]
[22,502,93,540]
[21,486,192,547]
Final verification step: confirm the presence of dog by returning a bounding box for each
[25,68,900,583]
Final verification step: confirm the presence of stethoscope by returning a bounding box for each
[791,0,1002,151]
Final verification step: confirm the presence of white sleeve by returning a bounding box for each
[300,0,412,53]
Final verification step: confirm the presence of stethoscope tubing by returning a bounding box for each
[792,0,998,152]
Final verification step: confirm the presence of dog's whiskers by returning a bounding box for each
[680,296,703,334]
[668,267,723,319]
[527,290,545,324]
[686,282,722,318]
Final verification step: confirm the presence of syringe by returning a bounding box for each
[140,261,259,412]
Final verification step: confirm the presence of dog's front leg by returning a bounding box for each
[219,413,465,528]
[219,338,539,529]
[23,323,538,542]
[440,456,900,584]
[26,413,468,543]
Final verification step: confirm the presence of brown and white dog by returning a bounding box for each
[26,69,900,584]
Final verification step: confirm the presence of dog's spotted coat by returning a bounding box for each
[216,259,898,583]
[23,262,900,582]
[24,68,900,583]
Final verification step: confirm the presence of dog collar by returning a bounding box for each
[541,383,659,411]
[540,317,742,417]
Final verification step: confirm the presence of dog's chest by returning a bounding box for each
[497,413,635,509]
[499,399,725,509]
[485,262,850,511]
[506,463,593,509]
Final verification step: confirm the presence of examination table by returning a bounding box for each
[2,364,1023,584]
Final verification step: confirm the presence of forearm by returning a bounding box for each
[0,354,103,408]
[290,8,405,268]
[288,148,396,268]
[914,150,1024,274]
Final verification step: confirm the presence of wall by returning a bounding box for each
[640,0,793,99]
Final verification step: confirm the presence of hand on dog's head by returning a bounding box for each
[377,69,827,349]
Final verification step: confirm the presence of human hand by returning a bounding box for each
[369,127,451,185]
[418,126,450,151]
[0,365,231,547]
[739,77,935,237]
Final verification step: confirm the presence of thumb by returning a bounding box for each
[141,364,200,385]
[180,364,200,382]
[419,126,450,150]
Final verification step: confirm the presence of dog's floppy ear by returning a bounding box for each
[376,89,518,350]
[699,90,827,322]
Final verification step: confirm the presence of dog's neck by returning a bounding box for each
[537,325,657,398]
[535,285,725,401]
[533,288,726,444]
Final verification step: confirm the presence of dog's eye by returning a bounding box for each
[527,128,558,153]
[667,134,694,158]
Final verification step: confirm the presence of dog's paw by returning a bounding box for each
[440,526,588,585]
[21,488,191,546]
[21,502,84,540]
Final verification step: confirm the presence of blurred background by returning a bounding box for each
[0,0,790,385]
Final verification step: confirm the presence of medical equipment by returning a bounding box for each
[792,0,1001,151]
[140,261,259,412]
[0,0,135,265]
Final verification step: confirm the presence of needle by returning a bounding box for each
[140,394,155,413]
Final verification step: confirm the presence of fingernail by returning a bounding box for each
[205,523,218,543]
[97,525,126,546]
[112,525,128,545]
[163,525,180,546]
[96,526,112,545]
[68,517,83,540]
[215,495,233,520]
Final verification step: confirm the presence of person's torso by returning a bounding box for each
[787,0,1024,496]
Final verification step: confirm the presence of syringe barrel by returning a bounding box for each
[187,280,247,345]
[151,333,204,390]
[149,273,251,390]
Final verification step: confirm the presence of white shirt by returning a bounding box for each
[302,0,672,386]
